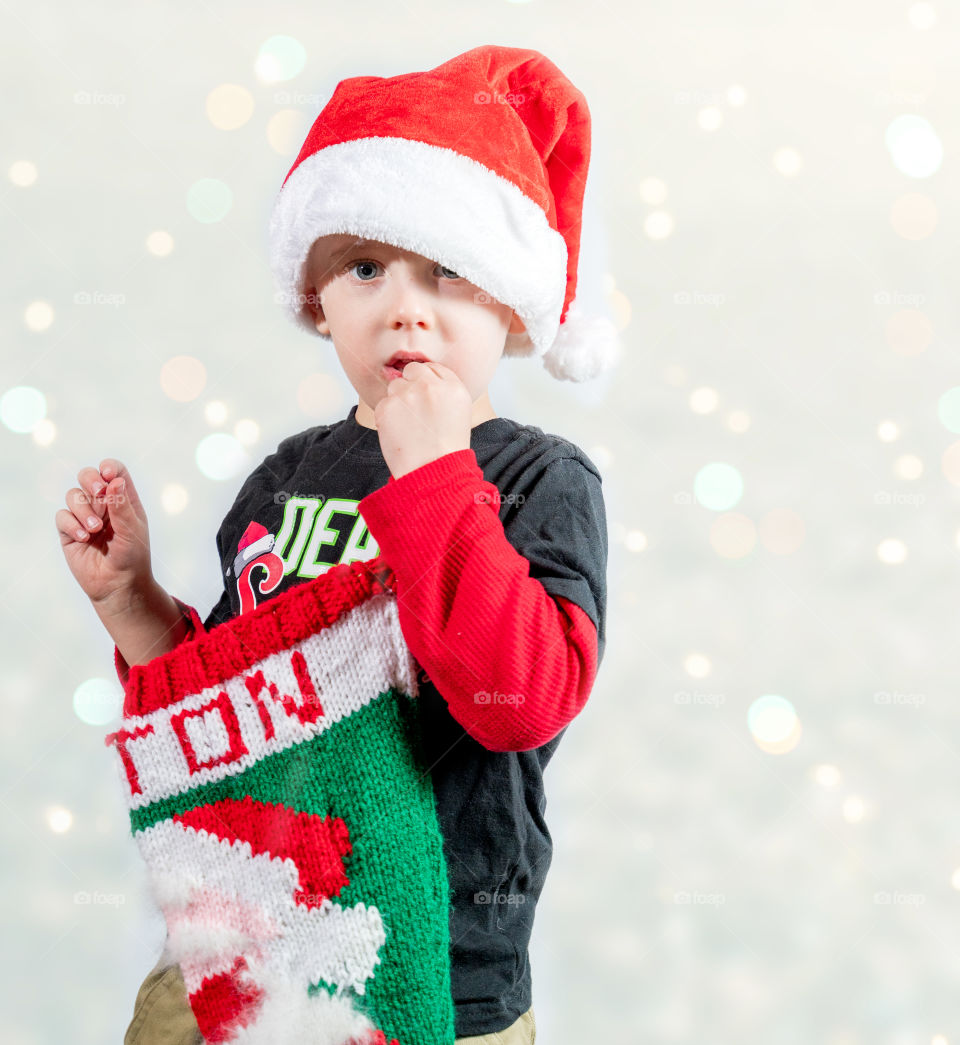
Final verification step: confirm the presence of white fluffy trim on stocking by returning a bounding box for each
[226,968,387,1045]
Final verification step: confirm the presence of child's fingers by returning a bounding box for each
[98,458,131,484]
[77,466,108,521]
[97,459,141,518]
[66,487,103,533]
[55,506,92,544]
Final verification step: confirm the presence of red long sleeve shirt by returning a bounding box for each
[356,448,598,752]
[115,449,598,753]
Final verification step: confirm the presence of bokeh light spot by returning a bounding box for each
[885,114,942,178]
[206,83,255,130]
[0,386,46,433]
[160,356,207,403]
[890,193,937,239]
[73,677,122,725]
[694,462,744,511]
[937,388,960,433]
[161,483,189,515]
[146,230,174,257]
[196,432,250,480]
[255,35,307,83]
[748,694,802,753]
[25,300,54,331]
[187,178,233,224]
[9,160,37,186]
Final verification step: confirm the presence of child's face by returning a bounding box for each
[304,235,525,428]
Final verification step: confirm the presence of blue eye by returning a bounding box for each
[344,259,461,281]
[350,260,379,281]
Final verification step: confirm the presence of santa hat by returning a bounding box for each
[268,44,621,382]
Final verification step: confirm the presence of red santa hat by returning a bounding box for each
[268,44,621,382]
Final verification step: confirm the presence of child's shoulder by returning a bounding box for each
[228,418,349,497]
[494,415,603,484]
[258,412,369,469]
[271,417,344,457]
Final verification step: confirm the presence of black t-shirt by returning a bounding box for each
[201,403,608,1035]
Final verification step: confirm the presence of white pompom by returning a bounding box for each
[540,301,622,382]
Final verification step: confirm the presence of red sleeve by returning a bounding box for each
[358,448,598,752]
[113,597,206,690]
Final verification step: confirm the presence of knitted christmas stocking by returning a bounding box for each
[105,557,456,1045]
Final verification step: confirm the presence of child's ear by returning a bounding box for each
[313,303,330,336]
[508,311,526,335]
[304,284,330,335]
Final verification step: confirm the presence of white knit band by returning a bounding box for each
[267,136,568,358]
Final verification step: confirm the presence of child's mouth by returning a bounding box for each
[382,355,428,381]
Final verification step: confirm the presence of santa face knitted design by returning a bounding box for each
[105,556,455,1045]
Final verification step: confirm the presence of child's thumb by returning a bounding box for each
[109,477,131,523]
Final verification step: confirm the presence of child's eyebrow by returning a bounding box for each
[339,240,374,255]
[322,239,379,263]
[319,239,432,271]
[371,245,440,265]
[309,238,371,279]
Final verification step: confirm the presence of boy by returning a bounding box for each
[59,44,615,1044]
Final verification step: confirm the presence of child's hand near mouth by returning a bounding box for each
[373,360,473,479]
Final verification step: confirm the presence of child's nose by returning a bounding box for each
[385,273,435,329]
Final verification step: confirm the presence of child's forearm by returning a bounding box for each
[91,579,193,671]
[359,451,601,751]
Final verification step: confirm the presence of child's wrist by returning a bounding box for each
[90,575,160,620]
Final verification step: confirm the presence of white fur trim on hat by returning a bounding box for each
[268,136,567,359]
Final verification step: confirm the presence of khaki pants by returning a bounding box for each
[124,960,536,1045]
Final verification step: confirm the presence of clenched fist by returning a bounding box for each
[373,361,473,479]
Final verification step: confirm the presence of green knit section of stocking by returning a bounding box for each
[130,689,455,1045]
